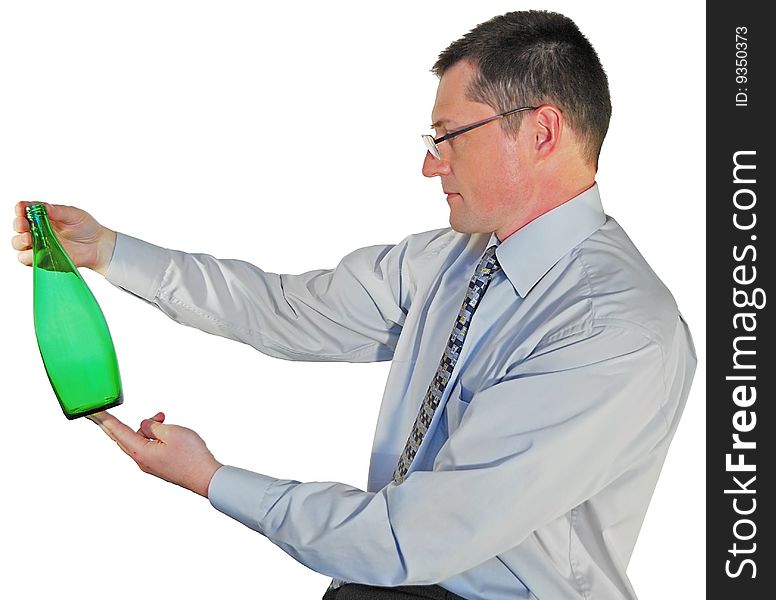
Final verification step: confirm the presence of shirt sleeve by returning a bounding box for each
[207,321,686,586]
[104,232,413,362]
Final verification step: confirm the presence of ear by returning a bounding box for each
[533,105,563,158]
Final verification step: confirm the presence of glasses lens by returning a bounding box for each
[422,135,440,159]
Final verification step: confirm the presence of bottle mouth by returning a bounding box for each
[25,203,48,220]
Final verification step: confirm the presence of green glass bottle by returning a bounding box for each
[26,204,123,419]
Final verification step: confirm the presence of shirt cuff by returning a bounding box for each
[105,232,170,302]
[208,465,279,534]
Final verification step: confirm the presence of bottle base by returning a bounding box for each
[64,396,124,420]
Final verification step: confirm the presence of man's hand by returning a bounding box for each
[87,411,223,497]
[11,201,117,275]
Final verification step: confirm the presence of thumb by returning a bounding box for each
[42,202,87,227]
[140,412,167,440]
[42,202,65,220]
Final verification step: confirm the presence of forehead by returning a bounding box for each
[431,60,491,126]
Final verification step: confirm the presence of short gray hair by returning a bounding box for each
[433,11,612,168]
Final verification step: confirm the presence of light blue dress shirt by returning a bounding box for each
[106,184,696,600]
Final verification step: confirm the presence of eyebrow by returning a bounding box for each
[430,118,459,129]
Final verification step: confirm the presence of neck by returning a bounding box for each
[496,176,596,242]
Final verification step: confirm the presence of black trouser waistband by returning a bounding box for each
[322,582,468,600]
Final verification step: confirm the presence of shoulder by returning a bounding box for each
[403,226,471,257]
[372,226,482,272]
[518,215,681,352]
[566,216,680,344]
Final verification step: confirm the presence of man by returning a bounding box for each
[12,10,695,600]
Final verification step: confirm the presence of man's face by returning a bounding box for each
[423,60,528,239]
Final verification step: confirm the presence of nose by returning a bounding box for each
[422,150,451,178]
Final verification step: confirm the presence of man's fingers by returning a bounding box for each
[15,201,34,218]
[13,215,30,234]
[136,412,165,435]
[12,232,31,251]
[88,411,148,456]
[16,249,32,266]
[88,416,134,457]
[139,413,167,441]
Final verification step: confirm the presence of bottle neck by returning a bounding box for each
[26,204,54,248]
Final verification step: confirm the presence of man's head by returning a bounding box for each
[423,11,611,240]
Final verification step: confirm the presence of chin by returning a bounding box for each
[448,217,477,235]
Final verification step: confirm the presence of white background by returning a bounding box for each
[0,1,705,598]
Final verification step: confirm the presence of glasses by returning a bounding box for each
[422,106,537,159]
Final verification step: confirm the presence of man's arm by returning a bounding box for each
[204,323,686,585]
[12,200,420,363]
[105,232,414,362]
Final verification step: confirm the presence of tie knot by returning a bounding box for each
[476,245,501,280]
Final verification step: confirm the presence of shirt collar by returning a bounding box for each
[488,184,606,298]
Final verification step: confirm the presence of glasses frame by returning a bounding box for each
[422,106,538,159]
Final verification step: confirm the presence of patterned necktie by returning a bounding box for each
[392,244,501,484]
